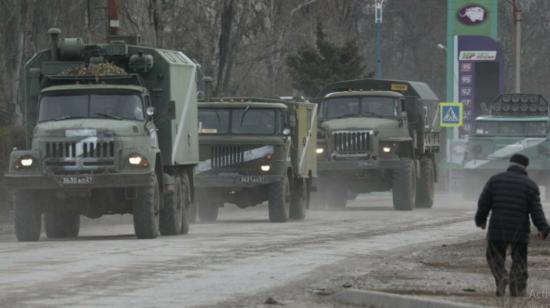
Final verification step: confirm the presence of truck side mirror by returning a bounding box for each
[289,114,297,128]
[146,106,155,117]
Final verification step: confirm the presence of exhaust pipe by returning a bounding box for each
[47,28,61,60]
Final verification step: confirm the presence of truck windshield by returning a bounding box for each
[322,96,397,119]
[198,109,230,134]
[475,121,547,137]
[38,94,144,122]
[199,108,279,135]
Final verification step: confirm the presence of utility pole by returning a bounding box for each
[509,0,522,93]
[374,0,385,79]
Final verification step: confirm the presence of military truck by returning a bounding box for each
[5,29,198,241]
[315,79,440,210]
[462,93,550,199]
[195,97,317,222]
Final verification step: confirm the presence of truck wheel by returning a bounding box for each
[44,212,80,238]
[392,158,416,211]
[416,158,434,208]
[14,191,42,242]
[268,176,291,222]
[198,201,220,222]
[290,179,306,220]
[133,174,160,239]
[327,183,347,208]
[159,174,183,236]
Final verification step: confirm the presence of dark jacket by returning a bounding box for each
[476,165,550,242]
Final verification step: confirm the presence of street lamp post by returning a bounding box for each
[506,0,522,93]
[375,0,385,79]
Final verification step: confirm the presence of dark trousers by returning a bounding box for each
[486,240,528,296]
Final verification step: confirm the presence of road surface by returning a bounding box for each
[0,193,483,307]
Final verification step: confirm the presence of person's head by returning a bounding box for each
[509,153,529,169]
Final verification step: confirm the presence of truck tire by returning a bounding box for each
[198,201,220,222]
[133,174,160,239]
[392,158,416,211]
[268,176,291,222]
[327,183,347,208]
[44,212,80,238]
[289,179,306,220]
[14,191,42,242]
[160,174,183,235]
[415,158,435,208]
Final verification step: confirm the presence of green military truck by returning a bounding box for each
[315,79,440,210]
[195,97,317,222]
[5,29,198,241]
[462,93,550,198]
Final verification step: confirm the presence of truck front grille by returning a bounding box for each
[211,145,243,168]
[333,131,371,155]
[45,141,115,158]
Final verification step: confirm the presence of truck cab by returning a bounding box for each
[195,97,317,222]
[5,29,198,241]
[316,79,440,210]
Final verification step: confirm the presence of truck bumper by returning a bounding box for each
[318,158,400,172]
[4,172,153,190]
[195,173,284,188]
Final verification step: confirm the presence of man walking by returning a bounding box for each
[476,153,549,297]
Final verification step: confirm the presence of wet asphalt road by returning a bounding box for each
[0,193,480,307]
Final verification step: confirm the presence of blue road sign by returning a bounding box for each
[439,102,463,127]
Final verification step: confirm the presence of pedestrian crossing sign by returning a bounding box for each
[439,102,463,127]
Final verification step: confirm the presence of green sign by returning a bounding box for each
[451,0,497,37]
[440,102,464,128]
[446,0,498,102]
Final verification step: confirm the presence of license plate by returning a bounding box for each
[61,175,94,185]
[358,161,373,167]
[240,176,265,183]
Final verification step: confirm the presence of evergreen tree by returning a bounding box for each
[286,22,369,97]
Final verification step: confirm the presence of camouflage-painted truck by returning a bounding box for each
[462,93,550,199]
[5,29,198,241]
[315,79,440,210]
[195,97,317,222]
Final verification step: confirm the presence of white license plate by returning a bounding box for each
[61,176,94,185]
[240,176,265,183]
[358,161,374,167]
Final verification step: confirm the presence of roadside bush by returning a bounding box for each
[0,126,25,222]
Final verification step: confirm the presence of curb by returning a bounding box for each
[331,289,484,308]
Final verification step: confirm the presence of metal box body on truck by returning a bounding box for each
[462,94,550,199]
[195,97,317,222]
[315,79,440,210]
[5,29,198,241]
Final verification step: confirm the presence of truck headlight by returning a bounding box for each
[261,165,271,172]
[382,146,391,153]
[316,147,325,154]
[128,154,149,167]
[15,156,34,169]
